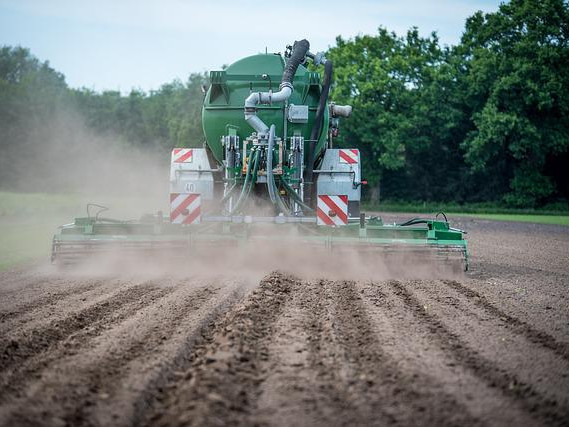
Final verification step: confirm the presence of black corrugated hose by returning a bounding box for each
[282,39,310,86]
[305,59,333,206]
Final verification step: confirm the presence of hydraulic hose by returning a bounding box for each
[310,59,333,148]
[281,178,313,212]
[282,39,310,85]
[230,149,257,214]
[305,59,333,206]
[273,180,290,215]
[244,148,260,201]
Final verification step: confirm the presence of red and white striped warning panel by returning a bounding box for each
[338,149,359,164]
[170,193,201,224]
[172,148,193,163]
[317,195,348,226]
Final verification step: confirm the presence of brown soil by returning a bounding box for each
[0,217,568,426]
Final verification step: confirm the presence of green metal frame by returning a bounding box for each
[52,215,468,270]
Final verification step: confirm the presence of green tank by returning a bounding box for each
[202,52,329,164]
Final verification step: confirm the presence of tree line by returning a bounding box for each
[0,0,567,207]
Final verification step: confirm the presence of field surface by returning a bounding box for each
[0,216,568,426]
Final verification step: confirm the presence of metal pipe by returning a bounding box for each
[244,112,270,135]
[230,149,258,214]
[312,170,355,174]
[244,39,310,135]
[281,178,313,212]
[202,215,317,224]
[331,104,352,118]
[174,166,224,174]
[305,58,333,206]
[244,83,293,135]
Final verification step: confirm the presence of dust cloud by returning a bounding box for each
[0,105,173,273]
[5,108,463,282]
[5,108,170,217]
[52,225,464,284]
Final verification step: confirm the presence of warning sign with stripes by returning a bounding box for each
[338,149,359,164]
[317,195,348,226]
[170,193,201,225]
[172,148,193,163]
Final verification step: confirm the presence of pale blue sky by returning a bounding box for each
[0,0,503,92]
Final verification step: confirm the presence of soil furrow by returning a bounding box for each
[0,279,128,335]
[0,283,229,427]
[327,280,479,426]
[411,279,569,411]
[65,286,227,426]
[443,280,569,361]
[302,279,361,424]
[359,281,533,426]
[0,282,164,368]
[0,280,103,324]
[253,278,360,426]
[148,272,296,427]
[0,217,566,426]
[127,286,244,427]
[0,273,64,297]
[0,282,173,400]
[391,280,569,426]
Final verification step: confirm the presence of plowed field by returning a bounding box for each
[1,217,568,426]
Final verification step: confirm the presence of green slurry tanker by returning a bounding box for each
[51,39,468,271]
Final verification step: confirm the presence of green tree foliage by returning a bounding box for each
[69,74,207,150]
[0,46,69,187]
[0,46,208,190]
[328,0,568,206]
[328,29,467,202]
[458,0,569,206]
[1,0,567,207]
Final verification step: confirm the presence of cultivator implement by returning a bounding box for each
[52,38,468,272]
[52,212,467,271]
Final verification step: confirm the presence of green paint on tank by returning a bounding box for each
[202,53,329,163]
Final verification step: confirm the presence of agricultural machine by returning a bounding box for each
[51,39,468,270]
